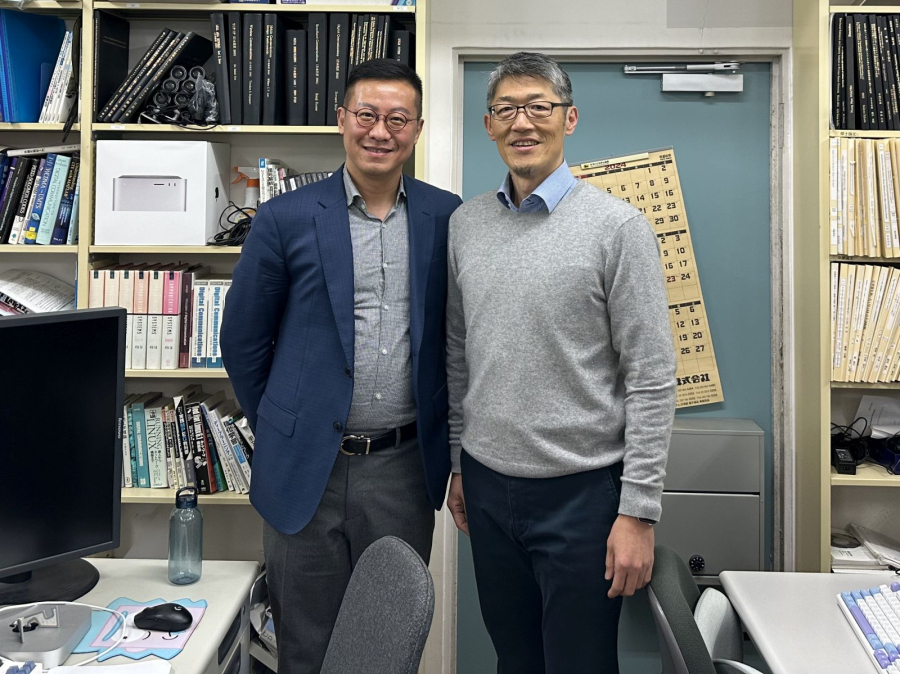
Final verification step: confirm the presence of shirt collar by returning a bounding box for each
[343,167,406,209]
[496,160,577,214]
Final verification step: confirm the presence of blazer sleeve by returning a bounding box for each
[220,201,290,431]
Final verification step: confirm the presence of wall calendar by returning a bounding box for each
[571,147,724,408]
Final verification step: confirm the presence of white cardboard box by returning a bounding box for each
[95,140,230,246]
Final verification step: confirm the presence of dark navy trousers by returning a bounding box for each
[461,450,624,674]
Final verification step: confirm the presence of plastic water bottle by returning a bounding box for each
[168,487,203,585]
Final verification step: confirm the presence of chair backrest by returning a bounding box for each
[647,544,717,674]
[320,536,435,674]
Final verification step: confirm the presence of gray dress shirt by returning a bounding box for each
[343,168,416,433]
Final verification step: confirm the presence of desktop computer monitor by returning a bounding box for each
[0,307,126,604]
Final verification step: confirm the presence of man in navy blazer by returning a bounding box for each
[221,59,461,673]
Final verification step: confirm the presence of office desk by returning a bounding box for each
[64,559,259,674]
[720,570,898,674]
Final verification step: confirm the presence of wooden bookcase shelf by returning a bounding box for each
[0,123,80,131]
[92,123,340,134]
[125,369,230,378]
[796,2,900,571]
[0,245,78,254]
[90,245,242,254]
[121,487,249,505]
[831,463,900,487]
[1,1,429,612]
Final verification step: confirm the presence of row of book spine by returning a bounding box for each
[94,12,212,124]
[38,30,77,124]
[210,11,412,126]
[0,147,81,246]
[88,265,230,371]
[831,262,900,383]
[123,386,254,495]
[258,159,332,203]
[828,136,900,258]
[832,13,900,131]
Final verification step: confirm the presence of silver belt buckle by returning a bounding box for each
[340,434,371,456]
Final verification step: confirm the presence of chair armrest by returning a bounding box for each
[713,659,765,674]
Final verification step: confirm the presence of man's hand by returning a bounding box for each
[447,473,469,536]
[605,514,654,598]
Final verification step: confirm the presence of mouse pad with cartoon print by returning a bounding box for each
[73,598,207,661]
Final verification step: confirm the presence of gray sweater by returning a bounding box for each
[446,180,676,521]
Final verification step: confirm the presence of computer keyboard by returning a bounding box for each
[0,662,41,674]
[839,581,900,672]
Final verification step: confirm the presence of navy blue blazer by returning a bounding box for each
[220,169,462,535]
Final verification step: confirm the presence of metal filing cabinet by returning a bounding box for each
[655,418,765,581]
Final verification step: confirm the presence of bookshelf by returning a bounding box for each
[794,0,900,572]
[0,0,430,509]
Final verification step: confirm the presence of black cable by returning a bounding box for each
[209,202,255,246]
[831,416,870,465]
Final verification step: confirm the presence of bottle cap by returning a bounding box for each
[176,487,199,509]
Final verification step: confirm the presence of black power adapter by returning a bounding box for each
[831,446,857,475]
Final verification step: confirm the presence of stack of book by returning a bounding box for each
[832,525,900,573]
[38,30,78,124]
[832,13,900,131]
[94,18,212,123]
[257,157,332,203]
[0,11,66,123]
[88,265,231,372]
[210,12,413,126]
[0,144,81,246]
[123,386,253,495]
[829,261,900,382]
[828,136,900,258]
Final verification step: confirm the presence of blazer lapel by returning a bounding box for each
[405,178,435,357]
[315,173,355,369]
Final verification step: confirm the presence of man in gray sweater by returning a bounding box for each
[446,52,676,672]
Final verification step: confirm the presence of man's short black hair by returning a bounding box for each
[344,58,423,117]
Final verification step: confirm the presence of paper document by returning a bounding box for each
[849,523,900,568]
[853,395,900,435]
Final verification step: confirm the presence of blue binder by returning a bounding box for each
[0,11,65,122]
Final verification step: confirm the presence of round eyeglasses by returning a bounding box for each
[342,107,418,132]
[488,101,570,121]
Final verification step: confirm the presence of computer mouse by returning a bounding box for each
[134,602,194,632]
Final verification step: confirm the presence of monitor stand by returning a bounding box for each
[0,559,100,606]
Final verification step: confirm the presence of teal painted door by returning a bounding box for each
[457,61,773,673]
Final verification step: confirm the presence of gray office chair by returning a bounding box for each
[647,545,764,674]
[319,536,435,674]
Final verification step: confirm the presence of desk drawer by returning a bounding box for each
[656,492,761,575]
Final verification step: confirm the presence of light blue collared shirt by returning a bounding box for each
[496,160,578,214]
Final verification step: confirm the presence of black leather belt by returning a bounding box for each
[340,421,417,456]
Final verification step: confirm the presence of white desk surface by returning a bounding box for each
[720,570,900,674]
[65,559,259,672]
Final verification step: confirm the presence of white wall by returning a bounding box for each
[421,1,792,671]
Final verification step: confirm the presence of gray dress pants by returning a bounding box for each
[263,435,435,674]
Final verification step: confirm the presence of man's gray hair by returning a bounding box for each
[486,52,573,108]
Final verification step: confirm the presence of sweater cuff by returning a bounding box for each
[450,443,462,473]
[618,479,663,523]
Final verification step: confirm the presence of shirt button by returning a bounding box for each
[375,393,382,400]
[381,348,388,355]
[383,262,389,268]
[383,304,389,310]
[333,421,343,432]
